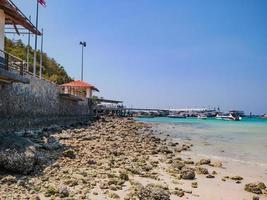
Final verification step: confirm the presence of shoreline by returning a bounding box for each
[0,117,266,199]
[147,121,267,199]
[147,120,267,166]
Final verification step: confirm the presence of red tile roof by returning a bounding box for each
[61,80,99,92]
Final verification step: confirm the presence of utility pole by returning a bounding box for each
[26,15,31,71]
[79,41,86,81]
[33,0,39,77]
[39,28,43,79]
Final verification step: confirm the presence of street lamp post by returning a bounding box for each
[80,41,86,81]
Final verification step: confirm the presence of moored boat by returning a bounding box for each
[215,113,241,121]
[137,115,154,118]
[197,115,208,119]
[167,114,186,118]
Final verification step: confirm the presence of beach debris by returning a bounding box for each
[245,182,266,194]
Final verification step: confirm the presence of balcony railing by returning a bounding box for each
[0,49,56,85]
[0,49,26,76]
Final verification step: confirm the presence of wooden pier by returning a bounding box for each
[92,98,169,117]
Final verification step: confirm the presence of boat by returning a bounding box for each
[197,115,208,119]
[261,114,267,119]
[167,114,186,118]
[136,115,154,118]
[215,113,241,121]
[229,110,245,118]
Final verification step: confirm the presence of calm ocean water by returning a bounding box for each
[137,117,267,165]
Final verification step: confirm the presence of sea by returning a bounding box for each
[136,117,267,166]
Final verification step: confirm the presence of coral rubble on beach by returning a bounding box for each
[0,117,266,199]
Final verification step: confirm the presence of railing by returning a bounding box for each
[0,49,25,75]
[0,49,57,85]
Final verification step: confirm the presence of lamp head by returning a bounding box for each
[80,41,86,47]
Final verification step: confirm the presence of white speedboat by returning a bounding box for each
[216,113,241,121]
[197,115,208,120]
[167,114,186,118]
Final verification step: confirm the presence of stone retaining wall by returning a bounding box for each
[0,75,92,132]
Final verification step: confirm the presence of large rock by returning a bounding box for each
[136,184,170,200]
[58,186,69,198]
[210,161,223,168]
[172,161,185,171]
[195,167,209,175]
[0,135,36,174]
[157,146,173,154]
[196,159,211,165]
[42,140,62,150]
[181,167,195,180]
[244,182,266,194]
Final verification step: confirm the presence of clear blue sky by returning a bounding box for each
[10,0,267,114]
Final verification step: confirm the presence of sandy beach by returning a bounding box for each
[0,117,266,200]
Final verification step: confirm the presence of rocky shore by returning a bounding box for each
[0,117,266,200]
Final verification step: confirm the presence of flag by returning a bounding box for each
[38,0,46,7]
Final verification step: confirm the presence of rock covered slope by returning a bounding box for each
[0,117,266,199]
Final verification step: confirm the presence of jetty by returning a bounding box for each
[93,101,170,117]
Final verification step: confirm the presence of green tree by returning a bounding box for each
[4,37,73,84]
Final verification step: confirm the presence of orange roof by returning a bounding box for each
[61,80,99,92]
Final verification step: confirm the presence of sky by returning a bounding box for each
[9,0,267,114]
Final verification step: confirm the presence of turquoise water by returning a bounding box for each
[137,117,267,165]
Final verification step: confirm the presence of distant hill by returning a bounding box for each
[4,37,73,84]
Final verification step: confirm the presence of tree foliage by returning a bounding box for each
[4,37,73,84]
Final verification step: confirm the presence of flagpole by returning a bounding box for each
[33,0,39,77]
[26,15,31,72]
[39,28,43,79]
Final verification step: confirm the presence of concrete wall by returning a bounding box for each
[0,75,92,132]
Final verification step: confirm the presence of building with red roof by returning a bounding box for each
[60,80,99,98]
